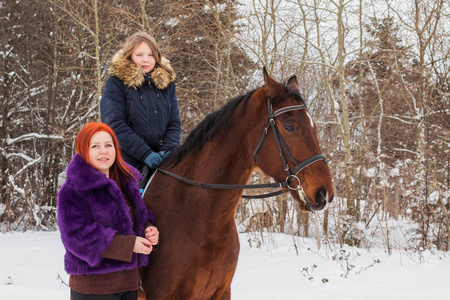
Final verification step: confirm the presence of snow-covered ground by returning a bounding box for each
[1,230,448,299]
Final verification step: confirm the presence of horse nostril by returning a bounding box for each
[312,189,328,211]
[318,189,328,201]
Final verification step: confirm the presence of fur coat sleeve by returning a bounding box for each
[58,183,117,267]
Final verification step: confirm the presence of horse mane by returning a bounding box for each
[165,89,257,167]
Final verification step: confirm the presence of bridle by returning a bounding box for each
[157,97,327,199]
[253,98,327,191]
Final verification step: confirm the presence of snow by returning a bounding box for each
[6,133,63,145]
[1,231,449,299]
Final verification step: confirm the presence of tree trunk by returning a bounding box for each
[337,0,354,214]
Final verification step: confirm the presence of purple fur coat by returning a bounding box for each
[57,154,156,275]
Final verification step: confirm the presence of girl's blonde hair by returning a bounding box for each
[120,32,174,79]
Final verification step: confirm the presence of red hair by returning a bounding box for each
[75,122,137,183]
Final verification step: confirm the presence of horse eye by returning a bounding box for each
[284,124,296,132]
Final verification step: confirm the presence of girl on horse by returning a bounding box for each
[100,32,181,184]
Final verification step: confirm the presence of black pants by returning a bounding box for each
[71,289,137,300]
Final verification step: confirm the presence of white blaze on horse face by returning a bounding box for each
[306,111,315,128]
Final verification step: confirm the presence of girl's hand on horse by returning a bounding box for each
[145,226,159,245]
[134,236,153,254]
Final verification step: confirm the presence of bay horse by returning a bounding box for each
[141,67,334,299]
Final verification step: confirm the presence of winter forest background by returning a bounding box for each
[1,0,449,254]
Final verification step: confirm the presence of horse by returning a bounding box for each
[141,67,334,299]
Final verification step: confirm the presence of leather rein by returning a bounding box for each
[157,98,327,199]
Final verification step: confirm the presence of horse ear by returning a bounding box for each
[263,67,282,100]
[286,74,299,92]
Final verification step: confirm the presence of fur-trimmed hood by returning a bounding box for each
[108,49,175,90]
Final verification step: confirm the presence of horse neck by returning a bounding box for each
[177,124,255,188]
[170,103,260,217]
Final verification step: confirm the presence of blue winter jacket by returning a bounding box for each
[100,51,181,169]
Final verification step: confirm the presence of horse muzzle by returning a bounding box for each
[296,187,333,212]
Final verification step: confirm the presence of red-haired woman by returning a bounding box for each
[57,122,159,300]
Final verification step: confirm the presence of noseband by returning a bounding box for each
[253,98,327,190]
[156,98,327,199]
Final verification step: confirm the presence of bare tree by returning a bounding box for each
[1,0,449,253]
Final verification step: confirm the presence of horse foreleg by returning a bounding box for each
[211,285,231,300]
[222,287,231,300]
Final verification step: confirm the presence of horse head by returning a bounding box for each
[251,68,334,212]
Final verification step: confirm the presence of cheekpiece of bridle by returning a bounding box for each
[252,98,327,193]
[157,97,327,199]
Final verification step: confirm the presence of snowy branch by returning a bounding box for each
[6,133,64,145]
[5,152,35,161]
[392,148,419,155]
